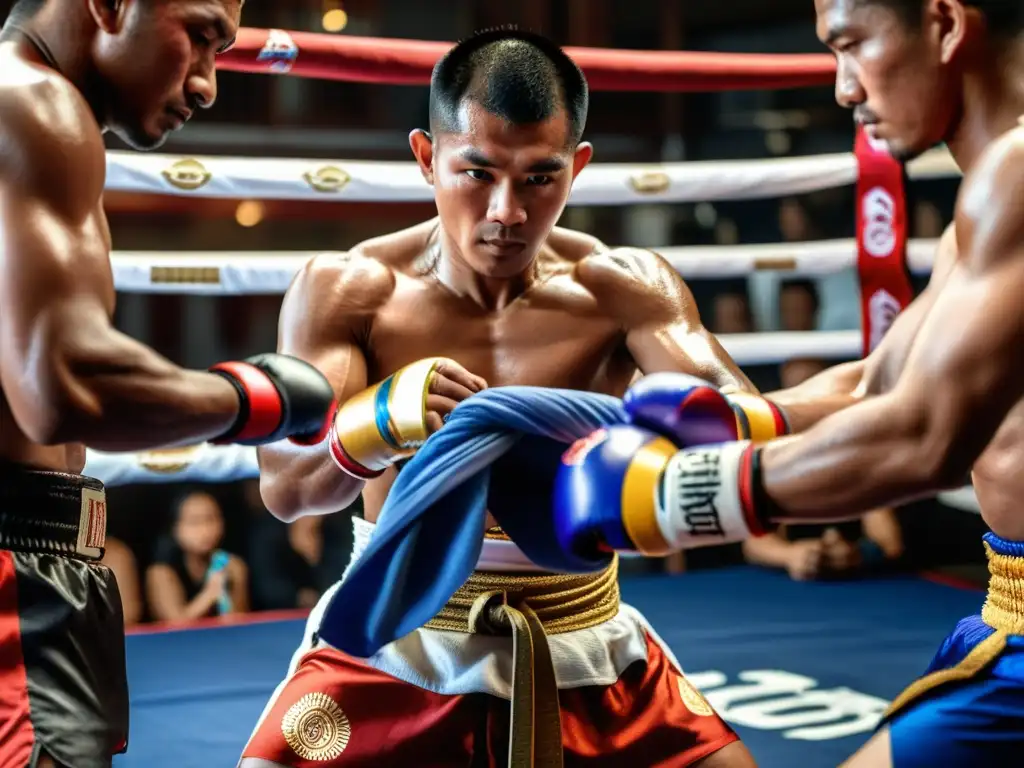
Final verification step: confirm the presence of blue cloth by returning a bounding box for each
[317,386,626,658]
[889,533,1024,767]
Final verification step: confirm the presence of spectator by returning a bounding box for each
[742,513,905,582]
[146,491,249,623]
[778,278,819,332]
[100,536,142,628]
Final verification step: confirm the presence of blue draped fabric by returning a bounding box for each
[317,386,626,657]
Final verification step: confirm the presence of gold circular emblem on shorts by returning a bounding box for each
[281,692,351,761]
[161,159,212,191]
[677,676,714,717]
[303,165,351,193]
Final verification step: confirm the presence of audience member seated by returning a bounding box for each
[243,480,356,611]
[743,512,905,581]
[100,536,142,628]
[146,491,250,623]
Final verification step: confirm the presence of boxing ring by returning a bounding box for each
[97,27,983,768]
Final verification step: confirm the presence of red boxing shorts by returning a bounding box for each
[0,464,128,768]
[241,632,737,767]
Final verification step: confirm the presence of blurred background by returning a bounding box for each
[0,0,982,628]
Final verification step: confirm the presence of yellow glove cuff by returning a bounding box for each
[723,391,790,443]
[330,358,442,477]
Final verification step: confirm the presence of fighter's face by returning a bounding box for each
[96,0,243,150]
[814,0,962,161]
[424,100,593,279]
[174,493,224,556]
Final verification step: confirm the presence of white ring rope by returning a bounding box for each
[107,146,958,204]
[111,238,939,295]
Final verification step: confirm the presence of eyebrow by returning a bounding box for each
[458,149,567,173]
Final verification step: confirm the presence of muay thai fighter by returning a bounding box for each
[234,27,852,768]
[555,2,1024,765]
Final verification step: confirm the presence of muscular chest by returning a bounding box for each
[366,279,631,393]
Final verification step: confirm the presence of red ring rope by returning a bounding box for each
[222,28,837,92]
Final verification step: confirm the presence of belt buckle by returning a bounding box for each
[76,488,107,558]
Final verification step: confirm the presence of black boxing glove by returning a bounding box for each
[209,354,336,446]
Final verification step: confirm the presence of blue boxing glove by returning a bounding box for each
[555,373,785,560]
[556,430,775,558]
[554,425,680,559]
[625,372,789,446]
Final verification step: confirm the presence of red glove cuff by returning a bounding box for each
[328,422,384,480]
[210,362,283,444]
[738,445,778,537]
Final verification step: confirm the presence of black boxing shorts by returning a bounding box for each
[0,463,128,768]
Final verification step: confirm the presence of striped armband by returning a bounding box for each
[721,390,790,443]
[328,358,442,479]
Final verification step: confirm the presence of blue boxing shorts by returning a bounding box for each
[883,533,1024,767]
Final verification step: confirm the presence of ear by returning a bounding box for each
[85,0,126,34]
[571,142,594,180]
[409,129,435,185]
[928,0,969,64]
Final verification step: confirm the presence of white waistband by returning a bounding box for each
[349,515,545,573]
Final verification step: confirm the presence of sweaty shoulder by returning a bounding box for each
[0,51,105,207]
[575,247,692,326]
[956,125,1024,270]
[288,251,396,320]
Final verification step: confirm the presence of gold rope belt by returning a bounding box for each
[423,547,620,768]
[886,540,1024,718]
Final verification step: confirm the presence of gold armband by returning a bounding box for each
[722,391,790,443]
[328,358,442,478]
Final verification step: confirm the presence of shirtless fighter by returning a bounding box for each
[232,27,829,768]
[0,2,335,766]
[554,1,1024,766]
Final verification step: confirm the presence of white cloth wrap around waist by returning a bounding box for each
[287,516,683,700]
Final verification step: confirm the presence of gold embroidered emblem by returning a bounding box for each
[281,692,351,761]
[136,445,204,474]
[628,171,671,195]
[162,159,212,191]
[677,676,714,717]
[303,166,351,193]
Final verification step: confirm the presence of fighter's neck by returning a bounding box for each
[431,234,540,311]
[946,41,1024,173]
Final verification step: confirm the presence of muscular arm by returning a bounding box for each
[765,222,962,433]
[579,248,758,392]
[256,253,391,521]
[0,82,239,449]
[760,141,1024,520]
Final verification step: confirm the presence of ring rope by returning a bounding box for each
[222,27,838,92]
[110,239,938,295]
[107,147,957,203]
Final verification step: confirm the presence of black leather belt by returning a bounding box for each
[0,463,107,560]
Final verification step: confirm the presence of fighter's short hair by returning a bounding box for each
[428,27,589,146]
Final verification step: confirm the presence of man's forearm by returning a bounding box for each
[759,396,945,521]
[47,328,240,450]
[765,360,865,433]
[258,444,364,521]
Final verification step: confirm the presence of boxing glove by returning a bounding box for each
[209,354,336,446]
[554,425,680,558]
[556,429,775,558]
[328,358,443,479]
[625,373,789,446]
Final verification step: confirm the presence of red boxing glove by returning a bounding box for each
[209,354,336,446]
